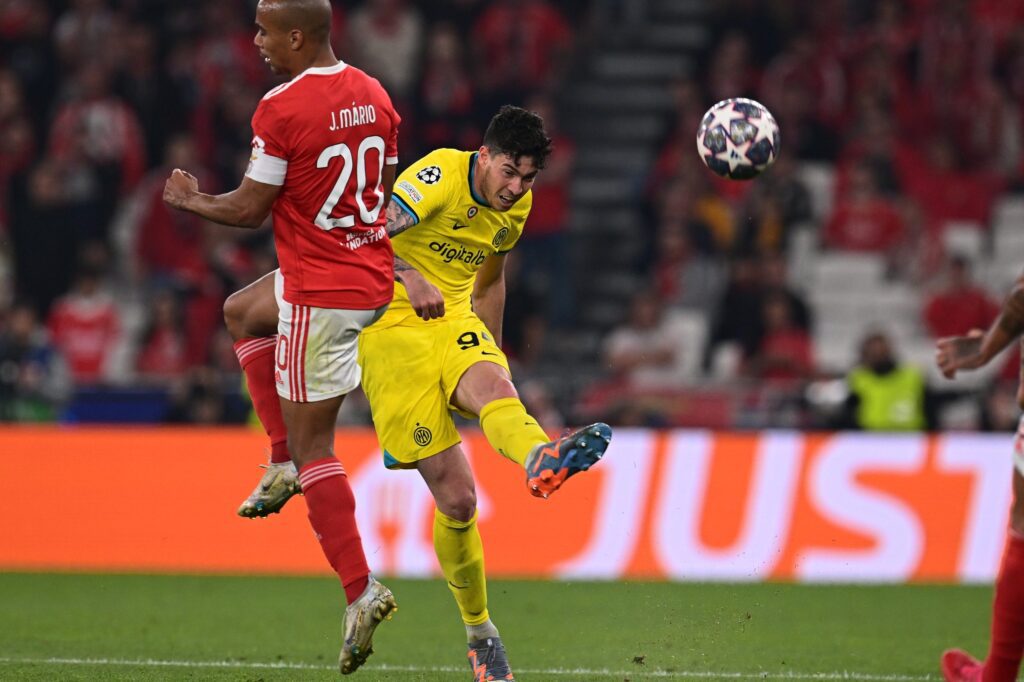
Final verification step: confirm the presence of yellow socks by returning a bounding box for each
[434,508,489,627]
[478,397,548,467]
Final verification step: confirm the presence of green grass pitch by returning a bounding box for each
[0,572,995,680]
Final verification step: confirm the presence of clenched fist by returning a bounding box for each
[163,168,199,210]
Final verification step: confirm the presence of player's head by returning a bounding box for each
[476,105,552,212]
[254,0,333,77]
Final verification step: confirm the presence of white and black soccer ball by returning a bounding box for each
[696,98,780,180]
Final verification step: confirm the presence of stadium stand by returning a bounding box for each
[2,0,1024,431]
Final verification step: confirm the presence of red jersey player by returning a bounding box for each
[162,0,398,674]
[937,272,1024,682]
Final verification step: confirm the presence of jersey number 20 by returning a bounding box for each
[314,135,385,230]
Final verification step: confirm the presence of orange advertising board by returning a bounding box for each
[0,427,1013,582]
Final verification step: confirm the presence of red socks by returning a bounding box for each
[984,531,1024,682]
[298,458,370,604]
[234,337,290,464]
[235,338,369,603]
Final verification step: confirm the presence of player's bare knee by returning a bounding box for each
[477,374,518,407]
[440,487,477,522]
[494,375,518,399]
[223,291,247,340]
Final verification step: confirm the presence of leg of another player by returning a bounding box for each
[943,469,1024,682]
[453,361,613,499]
[280,395,369,601]
[280,395,396,675]
[225,272,298,517]
[418,444,514,680]
[226,272,287,461]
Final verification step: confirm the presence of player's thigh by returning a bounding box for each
[440,315,515,418]
[358,323,461,468]
[452,361,519,417]
[416,443,476,521]
[274,270,382,403]
[224,270,278,339]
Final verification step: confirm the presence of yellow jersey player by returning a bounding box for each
[358,105,612,681]
[226,105,612,680]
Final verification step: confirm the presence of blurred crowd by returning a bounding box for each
[589,0,1024,431]
[0,0,585,423]
[1,0,1021,432]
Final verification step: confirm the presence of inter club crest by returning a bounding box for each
[413,424,432,446]
[492,227,509,248]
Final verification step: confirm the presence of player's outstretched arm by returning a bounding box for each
[472,254,507,347]
[385,201,445,320]
[163,170,280,229]
[936,272,1024,379]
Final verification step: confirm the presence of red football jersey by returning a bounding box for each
[246,61,400,309]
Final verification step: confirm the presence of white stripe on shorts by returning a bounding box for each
[273,269,382,403]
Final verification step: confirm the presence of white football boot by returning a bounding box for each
[236,461,301,518]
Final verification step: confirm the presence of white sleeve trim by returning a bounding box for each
[385,156,399,165]
[246,152,288,186]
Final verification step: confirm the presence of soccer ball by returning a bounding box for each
[696,98,780,180]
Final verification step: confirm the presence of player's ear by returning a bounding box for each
[478,145,490,165]
[289,29,303,50]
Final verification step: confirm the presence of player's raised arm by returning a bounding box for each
[163,170,280,229]
[936,271,1024,378]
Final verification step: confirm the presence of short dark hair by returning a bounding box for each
[482,105,553,169]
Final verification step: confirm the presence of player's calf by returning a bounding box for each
[525,423,612,499]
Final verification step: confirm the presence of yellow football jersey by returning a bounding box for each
[383,148,531,325]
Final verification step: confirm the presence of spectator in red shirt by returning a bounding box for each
[49,60,147,195]
[902,135,1006,235]
[746,291,815,381]
[417,23,476,155]
[47,259,121,385]
[131,134,213,290]
[471,0,572,110]
[923,255,1000,339]
[134,290,187,383]
[823,162,907,253]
